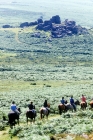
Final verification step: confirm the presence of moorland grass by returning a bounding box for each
[0,26,93,140]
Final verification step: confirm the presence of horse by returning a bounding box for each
[40,104,50,119]
[8,108,21,128]
[66,100,80,111]
[75,100,80,105]
[26,110,36,124]
[89,100,93,108]
[80,102,87,110]
[58,102,67,115]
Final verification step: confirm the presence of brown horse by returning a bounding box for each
[40,104,50,119]
[26,110,36,124]
[80,102,87,110]
[89,101,93,108]
[58,104,67,115]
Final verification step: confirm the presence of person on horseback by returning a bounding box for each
[43,100,50,113]
[81,94,86,103]
[81,94,87,109]
[60,97,65,105]
[70,96,76,111]
[10,101,20,115]
[28,101,36,116]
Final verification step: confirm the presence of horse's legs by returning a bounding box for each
[17,119,19,125]
[33,118,35,122]
[26,117,28,124]
[58,106,62,115]
[40,110,43,119]
[64,106,66,112]
[10,124,13,129]
[59,109,61,115]
[81,104,84,110]
[46,114,48,119]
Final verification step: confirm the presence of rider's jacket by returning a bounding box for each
[70,98,74,105]
[28,104,35,110]
[11,104,17,111]
[60,99,65,104]
[81,96,86,102]
[44,102,48,107]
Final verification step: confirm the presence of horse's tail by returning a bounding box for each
[26,111,29,124]
[40,109,43,119]
[58,105,61,115]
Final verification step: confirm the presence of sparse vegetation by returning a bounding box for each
[0,0,93,140]
[0,26,93,140]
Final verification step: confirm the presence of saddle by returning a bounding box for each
[80,101,85,104]
[27,110,36,116]
[8,111,19,118]
[9,110,15,114]
[28,110,33,112]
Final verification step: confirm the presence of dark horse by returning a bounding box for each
[8,108,21,128]
[40,104,50,119]
[58,104,67,115]
[26,110,36,124]
[80,102,87,110]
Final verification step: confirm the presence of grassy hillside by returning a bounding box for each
[0,1,93,139]
[0,25,93,140]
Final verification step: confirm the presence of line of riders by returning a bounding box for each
[60,94,87,112]
[10,94,93,117]
[5,94,93,128]
[10,99,50,117]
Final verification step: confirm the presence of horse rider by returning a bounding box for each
[10,101,20,115]
[81,94,87,106]
[60,97,66,105]
[43,100,50,113]
[81,94,86,103]
[60,97,68,111]
[28,101,36,116]
[70,96,76,111]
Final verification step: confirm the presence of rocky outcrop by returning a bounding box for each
[2,15,88,38]
[36,16,88,38]
[20,21,38,28]
[19,15,61,29]
[50,15,61,24]
[36,15,60,31]
[37,18,43,24]
[2,25,12,28]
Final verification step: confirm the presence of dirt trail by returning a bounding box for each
[0,28,22,44]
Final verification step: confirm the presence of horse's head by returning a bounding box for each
[18,108,21,113]
[75,100,80,105]
[65,100,68,104]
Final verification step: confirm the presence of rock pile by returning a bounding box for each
[36,16,88,38]
[3,15,88,38]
